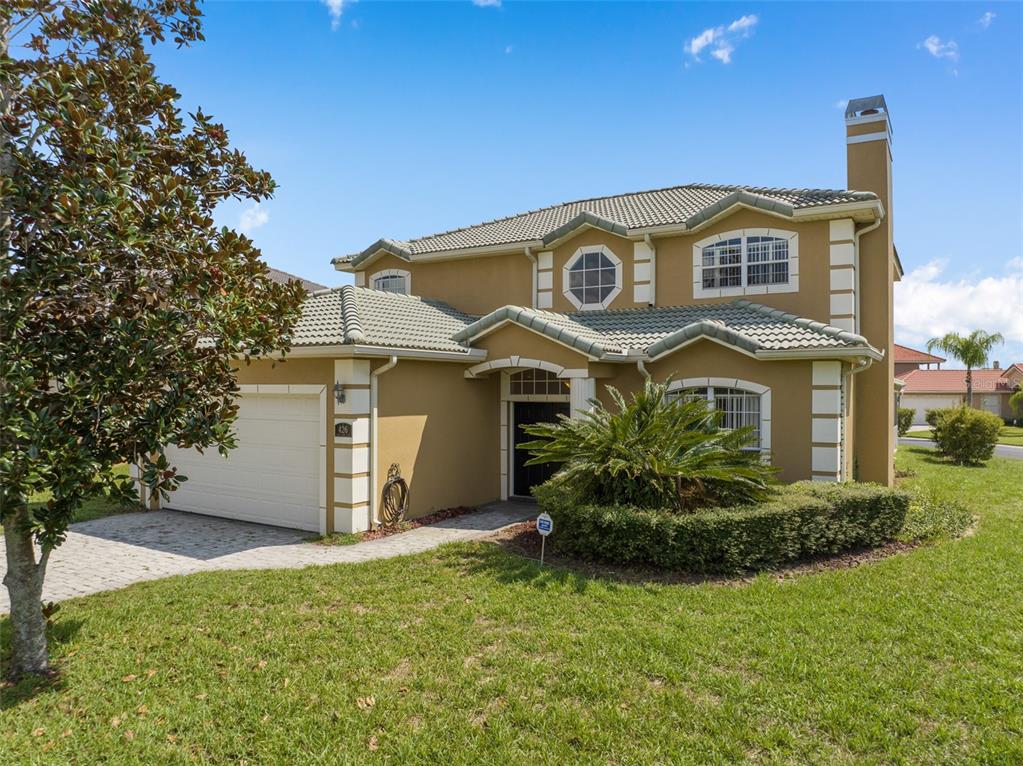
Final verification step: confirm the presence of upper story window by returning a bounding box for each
[371,269,411,295]
[693,229,798,299]
[563,245,622,311]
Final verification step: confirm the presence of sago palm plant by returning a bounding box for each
[520,378,776,512]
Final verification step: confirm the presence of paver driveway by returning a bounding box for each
[0,502,534,612]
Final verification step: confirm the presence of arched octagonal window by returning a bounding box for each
[563,245,622,310]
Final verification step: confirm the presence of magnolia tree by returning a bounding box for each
[1,0,303,678]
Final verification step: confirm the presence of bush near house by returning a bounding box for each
[897,407,915,436]
[930,406,1003,465]
[533,481,910,574]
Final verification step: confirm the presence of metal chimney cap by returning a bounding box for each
[845,95,890,123]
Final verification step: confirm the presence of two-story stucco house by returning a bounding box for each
[155,95,900,535]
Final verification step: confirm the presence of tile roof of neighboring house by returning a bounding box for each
[894,343,945,364]
[334,183,879,265]
[289,287,879,360]
[899,367,1023,394]
[267,267,328,293]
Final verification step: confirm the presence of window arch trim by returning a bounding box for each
[562,244,623,311]
[370,268,411,295]
[692,228,798,300]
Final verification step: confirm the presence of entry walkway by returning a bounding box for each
[0,501,535,611]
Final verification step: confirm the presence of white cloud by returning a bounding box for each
[472,0,501,7]
[684,14,758,65]
[978,11,996,29]
[238,203,269,233]
[834,99,849,111]
[323,0,345,30]
[895,258,1023,360]
[919,35,959,62]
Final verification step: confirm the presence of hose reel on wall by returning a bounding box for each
[380,463,408,526]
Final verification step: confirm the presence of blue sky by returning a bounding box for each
[152,1,1022,365]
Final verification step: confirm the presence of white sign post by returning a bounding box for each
[536,512,553,566]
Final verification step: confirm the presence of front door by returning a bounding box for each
[512,401,570,497]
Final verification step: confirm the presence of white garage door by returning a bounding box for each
[902,394,963,426]
[164,394,322,531]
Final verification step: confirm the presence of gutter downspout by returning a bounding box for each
[643,234,656,306]
[852,217,883,335]
[369,355,398,529]
[524,246,537,308]
[636,358,650,380]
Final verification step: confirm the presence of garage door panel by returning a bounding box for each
[902,394,962,425]
[164,394,321,531]
[173,446,317,478]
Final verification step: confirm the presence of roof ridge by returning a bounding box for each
[338,284,366,344]
[731,299,872,347]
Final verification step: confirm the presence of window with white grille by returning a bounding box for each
[373,274,408,294]
[672,386,762,449]
[563,245,622,310]
[509,369,569,396]
[694,230,797,297]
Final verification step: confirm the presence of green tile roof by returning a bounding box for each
[291,287,879,361]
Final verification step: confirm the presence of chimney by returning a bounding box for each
[844,96,896,486]
[993,361,1000,369]
[845,95,892,229]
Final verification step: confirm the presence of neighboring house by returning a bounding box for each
[894,343,944,377]
[266,266,327,293]
[150,95,900,535]
[900,363,1023,426]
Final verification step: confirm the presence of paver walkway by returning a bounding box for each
[0,502,534,612]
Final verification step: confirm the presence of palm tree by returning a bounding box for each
[927,330,1005,405]
[1010,385,1023,418]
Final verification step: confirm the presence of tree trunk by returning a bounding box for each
[2,505,51,679]
[966,367,973,407]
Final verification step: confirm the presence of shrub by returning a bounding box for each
[533,481,910,574]
[931,406,1002,465]
[520,377,775,512]
[925,408,952,430]
[898,494,973,543]
[897,407,915,436]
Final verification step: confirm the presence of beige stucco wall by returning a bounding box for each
[471,323,593,371]
[365,252,531,316]
[362,210,832,321]
[592,341,814,482]
[376,360,501,519]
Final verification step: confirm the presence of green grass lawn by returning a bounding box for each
[27,464,137,524]
[905,425,1023,447]
[3,449,1022,764]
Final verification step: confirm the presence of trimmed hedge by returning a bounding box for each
[534,482,910,574]
[931,406,1002,465]
[897,407,915,436]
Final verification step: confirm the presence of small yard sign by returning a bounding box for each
[536,512,553,566]
[537,513,553,536]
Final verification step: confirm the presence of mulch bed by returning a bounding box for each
[360,506,479,541]
[486,520,919,586]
